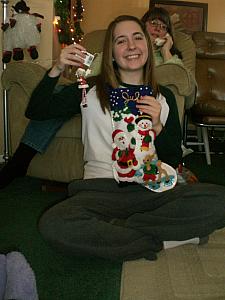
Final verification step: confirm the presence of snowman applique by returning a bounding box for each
[135,114,156,153]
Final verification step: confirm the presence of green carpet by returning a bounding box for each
[184,153,225,186]
[0,152,224,299]
[0,177,122,300]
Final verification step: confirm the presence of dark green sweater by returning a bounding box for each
[25,72,182,168]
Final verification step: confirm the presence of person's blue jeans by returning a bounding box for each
[21,118,69,153]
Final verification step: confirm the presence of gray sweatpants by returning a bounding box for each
[39,179,225,261]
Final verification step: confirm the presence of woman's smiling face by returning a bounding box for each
[112,20,148,80]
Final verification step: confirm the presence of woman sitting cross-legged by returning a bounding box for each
[21,14,225,261]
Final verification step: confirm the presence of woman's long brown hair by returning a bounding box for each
[96,15,159,113]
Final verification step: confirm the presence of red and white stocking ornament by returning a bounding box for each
[76,67,91,108]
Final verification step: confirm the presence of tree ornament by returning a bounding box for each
[76,51,95,107]
[76,67,91,108]
[75,50,94,108]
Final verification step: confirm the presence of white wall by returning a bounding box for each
[82,0,225,34]
[82,0,149,33]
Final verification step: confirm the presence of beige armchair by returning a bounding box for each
[1,29,196,183]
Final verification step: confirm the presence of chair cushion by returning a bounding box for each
[56,115,82,138]
[192,115,225,125]
[192,99,225,116]
[191,99,225,125]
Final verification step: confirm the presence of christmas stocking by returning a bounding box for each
[109,85,177,192]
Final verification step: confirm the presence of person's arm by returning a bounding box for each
[25,43,89,120]
[154,86,183,168]
[25,70,82,120]
[162,54,183,66]
[160,34,183,65]
[160,34,173,62]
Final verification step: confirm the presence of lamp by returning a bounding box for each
[1,0,10,162]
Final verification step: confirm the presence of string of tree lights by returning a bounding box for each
[54,0,84,45]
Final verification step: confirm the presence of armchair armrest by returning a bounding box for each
[1,62,47,98]
[1,61,73,97]
[155,63,194,96]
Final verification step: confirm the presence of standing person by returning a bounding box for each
[24,15,225,261]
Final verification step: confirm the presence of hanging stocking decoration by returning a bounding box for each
[108,85,177,192]
[76,67,90,107]
[75,51,95,107]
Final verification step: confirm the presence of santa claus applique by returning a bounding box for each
[112,129,139,181]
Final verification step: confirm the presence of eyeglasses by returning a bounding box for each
[149,20,167,31]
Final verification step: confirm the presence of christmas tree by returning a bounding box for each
[54,0,84,45]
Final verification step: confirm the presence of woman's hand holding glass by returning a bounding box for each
[49,43,87,77]
[136,96,163,135]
